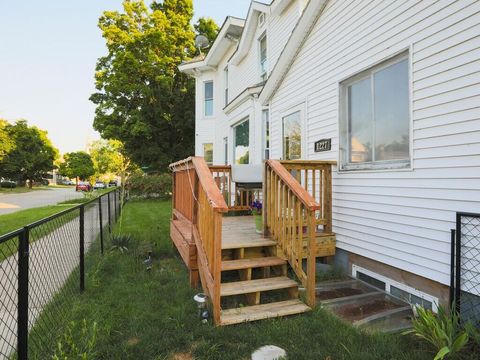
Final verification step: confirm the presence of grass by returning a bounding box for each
[25,199,472,360]
[0,186,51,194]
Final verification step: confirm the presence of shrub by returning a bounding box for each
[126,173,171,199]
[404,305,469,360]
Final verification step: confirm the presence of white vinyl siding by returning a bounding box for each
[269,0,480,286]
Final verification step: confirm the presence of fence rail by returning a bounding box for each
[0,188,123,359]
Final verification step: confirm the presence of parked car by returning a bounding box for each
[93,181,106,190]
[0,179,17,188]
[76,182,91,192]
[108,180,118,187]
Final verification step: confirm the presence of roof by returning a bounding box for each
[259,0,329,105]
[179,16,245,75]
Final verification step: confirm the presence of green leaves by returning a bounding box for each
[59,152,95,181]
[405,305,469,359]
[0,120,58,185]
[91,0,218,172]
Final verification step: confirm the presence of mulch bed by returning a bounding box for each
[333,299,402,322]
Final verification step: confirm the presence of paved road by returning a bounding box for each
[0,188,83,215]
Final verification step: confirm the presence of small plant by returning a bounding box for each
[52,319,98,360]
[110,233,132,253]
[403,305,469,360]
[250,199,262,215]
[465,322,480,348]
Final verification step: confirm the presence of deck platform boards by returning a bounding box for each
[221,216,276,250]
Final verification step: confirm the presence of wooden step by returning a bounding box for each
[221,276,297,296]
[221,237,277,250]
[220,299,311,325]
[221,256,286,271]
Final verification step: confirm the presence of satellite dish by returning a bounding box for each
[195,34,210,54]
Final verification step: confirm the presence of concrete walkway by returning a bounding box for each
[0,204,102,358]
[0,188,83,215]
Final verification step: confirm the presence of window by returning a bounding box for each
[224,67,229,107]
[204,81,213,116]
[341,54,410,170]
[283,110,301,160]
[263,109,270,160]
[233,120,249,164]
[352,265,439,312]
[203,143,213,164]
[259,34,267,81]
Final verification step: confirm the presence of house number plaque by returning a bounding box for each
[314,138,331,152]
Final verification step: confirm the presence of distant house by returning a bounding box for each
[179,0,480,310]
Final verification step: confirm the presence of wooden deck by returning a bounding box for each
[222,216,275,250]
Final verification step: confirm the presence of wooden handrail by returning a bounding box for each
[266,160,320,211]
[191,158,228,213]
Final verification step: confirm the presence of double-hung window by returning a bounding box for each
[340,53,410,170]
[203,143,213,165]
[259,34,267,82]
[204,81,213,116]
[224,67,229,107]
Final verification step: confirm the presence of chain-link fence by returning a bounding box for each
[451,212,480,327]
[0,189,123,359]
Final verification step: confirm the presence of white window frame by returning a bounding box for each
[259,33,267,82]
[232,117,250,165]
[262,108,270,160]
[352,265,439,312]
[281,102,305,160]
[224,66,229,107]
[339,51,412,172]
[204,80,214,117]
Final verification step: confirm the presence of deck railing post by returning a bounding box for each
[80,206,85,292]
[307,210,316,307]
[17,227,29,360]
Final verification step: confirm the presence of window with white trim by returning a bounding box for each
[340,53,410,170]
[259,34,267,82]
[263,109,270,160]
[283,110,301,160]
[204,81,213,116]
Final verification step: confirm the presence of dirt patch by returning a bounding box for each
[334,299,402,322]
[316,287,364,300]
[126,337,140,346]
[171,353,193,360]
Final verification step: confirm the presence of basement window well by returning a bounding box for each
[352,265,438,312]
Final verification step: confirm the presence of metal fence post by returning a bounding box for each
[114,190,117,221]
[17,228,29,360]
[455,213,461,313]
[80,206,85,292]
[449,229,455,306]
[107,192,112,233]
[98,197,104,255]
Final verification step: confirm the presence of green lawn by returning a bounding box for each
[25,200,462,360]
[0,186,51,194]
[0,205,75,237]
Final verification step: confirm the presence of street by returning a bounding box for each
[0,188,84,215]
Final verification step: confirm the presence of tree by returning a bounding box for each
[90,0,198,172]
[194,17,219,53]
[89,139,135,185]
[59,152,95,183]
[0,120,58,187]
[0,119,14,163]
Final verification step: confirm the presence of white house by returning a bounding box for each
[180,0,480,309]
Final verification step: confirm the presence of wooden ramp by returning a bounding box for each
[219,216,310,326]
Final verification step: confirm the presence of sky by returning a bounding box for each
[0,0,254,154]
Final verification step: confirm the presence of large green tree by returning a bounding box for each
[0,120,58,187]
[194,17,219,53]
[91,0,204,172]
[90,139,135,184]
[0,119,14,163]
[59,152,95,182]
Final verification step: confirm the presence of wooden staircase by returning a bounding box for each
[219,236,310,325]
[169,157,336,326]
